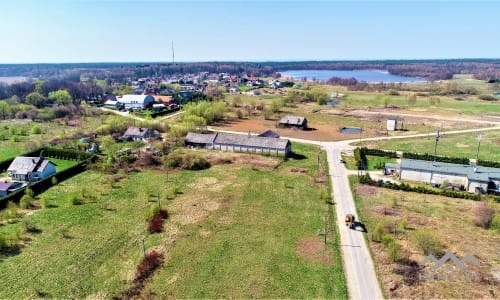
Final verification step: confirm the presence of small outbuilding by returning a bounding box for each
[387,116,402,131]
[258,130,280,138]
[278,116,308,130]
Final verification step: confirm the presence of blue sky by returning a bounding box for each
[0,0,499,63]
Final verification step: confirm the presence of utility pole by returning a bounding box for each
[433,129,440,163]
[475,132,482,164]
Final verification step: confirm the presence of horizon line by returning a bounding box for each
[1,57,499,65]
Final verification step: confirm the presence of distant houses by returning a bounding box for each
[121,126,160,142]
[385,158,500,194]
[278,116,308,130]
[7,156,56,182]
[185,132,291,157]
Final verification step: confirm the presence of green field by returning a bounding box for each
[0,116,107,162]
[362,130,500,162]
[0,143,347,299]
[351,177,499,299]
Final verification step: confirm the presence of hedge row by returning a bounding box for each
[358,174,481,201]
[41,147,93,161]
[359,147,500,168]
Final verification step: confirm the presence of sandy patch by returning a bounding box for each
[296,237,333,265]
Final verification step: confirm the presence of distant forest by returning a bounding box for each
[0,59,499,82]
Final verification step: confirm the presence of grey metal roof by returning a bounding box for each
[214,132,290,150]
[185,132,217,144]
[7,157,48,175]
[258,130,280,138]
[400,159,500,182]
[279,115,306,125]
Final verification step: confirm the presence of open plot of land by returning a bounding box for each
[0,115,107,161]
[362,130,500,162]
[352,179,500,299]
[0,143,347,299]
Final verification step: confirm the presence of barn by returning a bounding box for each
[278,116,308,130]
[185,132,291,156]
[117,94,155,110]
[385,158,500,193]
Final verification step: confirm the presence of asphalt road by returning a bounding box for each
[325,142,383,300]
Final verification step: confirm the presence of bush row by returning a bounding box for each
[41,147,93,161]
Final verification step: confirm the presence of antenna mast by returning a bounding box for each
[171,41,175,64]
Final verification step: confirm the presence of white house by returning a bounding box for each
[7,157,56,182]
[117,95,155,110]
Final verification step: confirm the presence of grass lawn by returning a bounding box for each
[350,177,500,299]
[362,130,500,162]
[0,143,347,299]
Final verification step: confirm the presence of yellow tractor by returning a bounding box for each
[345,214,356,229]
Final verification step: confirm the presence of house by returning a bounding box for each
[117,94,155,110]
[7,157,56,182]
[121,127,160,142]
[385,159,500,193]
[387,117,400,131]
[185,132,291,156]
[278,116,308,130]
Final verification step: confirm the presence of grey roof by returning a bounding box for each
[258,130,280,138]
[399,159,500,182]
[185,132,217,144]
[7,157,51,175]
[123,127,159,138]
[279,115,306,125]
[214,132,290,150]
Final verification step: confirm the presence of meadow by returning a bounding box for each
[0,143,347,299]
[351,177,499,299]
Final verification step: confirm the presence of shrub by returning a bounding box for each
[491,215,500,231]
[30,125,42,134]
[146,204,160,221]
[20,195,33,209]
[412,229,444,256]
[386,241,403,262]
[381,233,395,247]
[51,176,58,185]
[479,94,497,101]
[0,234,8,252]
[472,202,495,229]
[40,195,50,208]
[67,194,82,205]
[399,218,409,231]
[135,250,163,282]
[373,220,388,242]
[3,201,18,221]
[25,187,34,198]
[147,214,164,233]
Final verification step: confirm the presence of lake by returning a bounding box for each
[279,70,425,83]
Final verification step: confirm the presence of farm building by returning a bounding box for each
[104,100,124,110]
[385,159,500,193]
[117,94,155,110]
[121,127,160,142]
[278,116,308,130]
[7,157,56,182]
[185,132,291,156]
